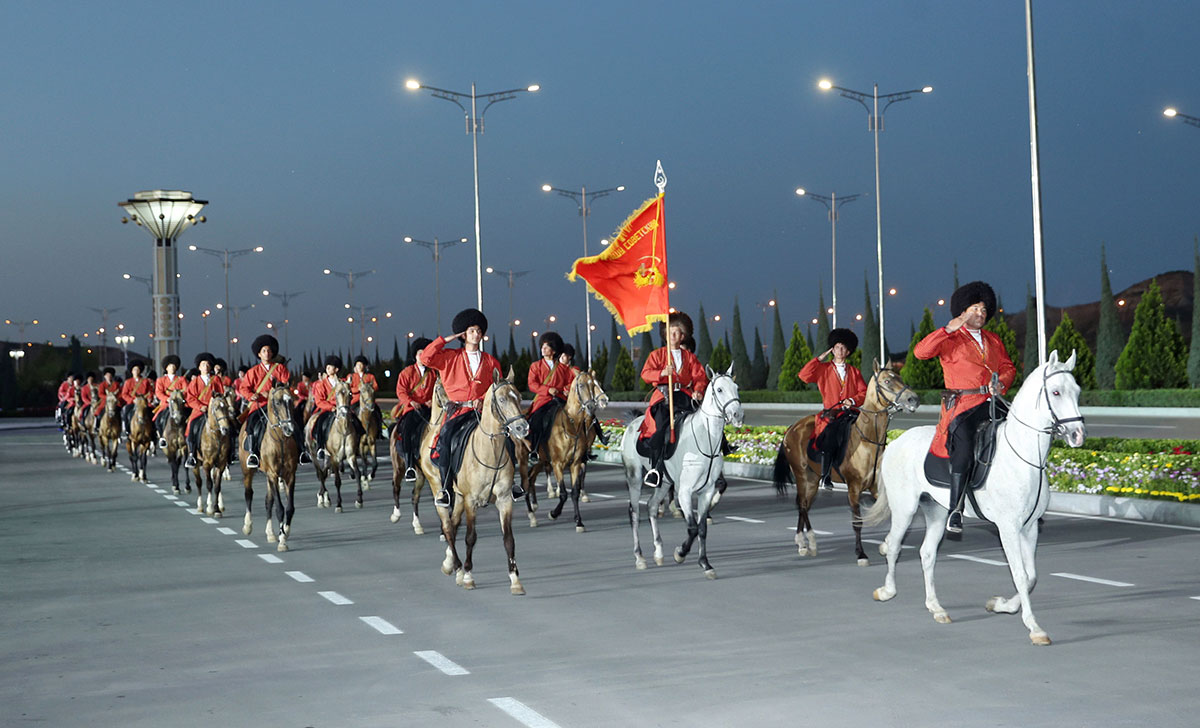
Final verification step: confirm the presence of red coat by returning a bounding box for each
[393,363,436,418]
[291,380,309,406]
[119,376,153,405]
[638,347,708,439]
[422,337,502,420]
[185,375,225,435]
[309,377,338,414]
[237,362,291,415]
[913,326,1016,458]
[93,381,121,416]
[57,381,73,404]
[346,372,378,405]
[798,358,868,440]
[80,383,95,409]
[527,358,573,413]
[154,373,188,415]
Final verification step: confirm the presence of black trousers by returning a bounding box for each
[395,406,431,465]
[946,402,993,475]
[244,408,267,455]
[313,411,334,450]
[187,414,206,455]
[434,411,476,487]
[526,399,563,454]
[647,392,697,467]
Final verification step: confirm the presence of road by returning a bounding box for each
[3,429,1198,727]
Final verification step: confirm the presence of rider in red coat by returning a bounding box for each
[347,355,382,438]
[307,356,348,463]
[913,281,1016,533]
[93,368,121,418]
[56,374,78,432]
[525,331,572,462]
[153,355,188,447]
[799,328,868,490]
[183,352,225,468]
[638,312,708,487]
[236,334,301,468]
[392,337,436,482]
[119,360,153,438]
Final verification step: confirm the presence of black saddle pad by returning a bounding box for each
[445,417,479,487]
[923,414,1005,490]
[635,408,694,459]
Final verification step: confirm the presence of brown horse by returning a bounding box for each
[66,388,86,458]
[241,386,299,551]
[77,384,100,464]
[307,378,362,512]
[356,378,382,490]
[126,394,154,482]
[390,380,447,534]
[519,369,609,531]
[196,393,234,516]
[429,369,529,594]
[773,360,920,564]
[162,389,190,494]
[97,392,122,471]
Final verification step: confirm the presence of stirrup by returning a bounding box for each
[946,510,964,534]
[246,453,260,469]
[434,488,452,508]
[511,481,526,498]
[404,467,417,482]
[317,448,329,464]
[185,454,196,469]
[299,450,312,464]
[643,468,661,488]
[158,437,168,449]
[820,474,834,490]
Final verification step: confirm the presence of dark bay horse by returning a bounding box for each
[197,394,234,516]
[163,389,191,494]
[241,386,299,551]
[356,378,381,490]
[390,380,447,534]
[126,394,154,482]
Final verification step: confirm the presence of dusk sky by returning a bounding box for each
[2,1,1196,365]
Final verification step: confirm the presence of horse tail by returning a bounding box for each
[860,471,890,526]
[772,444,792,497]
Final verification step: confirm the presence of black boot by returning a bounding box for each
[511,478,526,498]
[434,482,453,508]
[185,449,197,469]
[946,471,967,534]
[819,454,835,490]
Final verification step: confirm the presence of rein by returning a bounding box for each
[684,373,741,488]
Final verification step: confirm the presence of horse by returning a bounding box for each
[66,388,86,458]
[126,394,154,482]
[97,392,122,472]
[356,377,382,490]
[162,389,191,494]
[619,364,744,578]
[77,385,100,464]
[431,369,529,594]
[519,369,609,531]
[308,378,362,512]
[772,360,920,564]
[196,393,235,517]
[862,350,1086,645]
[389,380,448,534]
[241,386,299,551]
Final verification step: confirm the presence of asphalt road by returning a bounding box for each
[4,430,1199,727]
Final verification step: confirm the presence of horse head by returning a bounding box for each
[870,359,920,413]
[572,369,609,417]
[209,395,234,437]
[1039,350,1086,448]
[703,363,744,426]
[333,378,352,419]
[489,367,529,439]
[105,391,120,417]
[359,377,375,410]
[169,389,187,423]
[268,384,295,437]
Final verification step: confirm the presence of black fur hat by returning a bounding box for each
[102,367,116,377]
[410,337,433,360]
[538,331,564,358]
[561,343,576,361]
[194,352,216,368]
[84,371,97,381]
[950,281,997,322]
[681,334,697,352]
[128,359,146,373]
[251,334,279,357]
[213,357,228,372]
[353,355,370,368]
[451,308,488,336]
[827,328,858,354]
[161,354,181,370]
[657,311,694,346]
[187,368,200,378]
[324,354,343,371]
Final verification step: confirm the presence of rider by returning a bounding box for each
[525,331,571,463]
[799,328,868,490]
[913,281,1016,534]
[93,367,121,420]
[119,360,153,440]
[347,355,382,438]
[559,343,609,452]
[391,337,435,482]
[184,352,225,469]
[422,308,524,508]
[56,373,78,430]
[78,371,97,427]
[307,355,344,464]
[237,334,291,469]
[153,355,188,448]
[638,312,708,488]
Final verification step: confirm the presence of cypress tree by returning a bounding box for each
[816,282,830,354]
[730,298,753,383]
[778,323,813,391]
[860,274,879,379]
[612,345,638,391]
[696,301,713,363]
[1189,238,1200,388]
[1047,312,1096,389]
[768,298,785,390]
[750,328,768,388]
[69,336,83,375]
[1023,284,1039,376]
[0,346,16,411]
[1115,279,1187,389]
[953,261,960,291]
[709,339,732,374]
[605,319,619,387]
[639,331,655,391]
[984,302,1023,387]
[903,308,944,389]
[806,324,815,354]
[1096,244,1123,389]
[392,338,402,370]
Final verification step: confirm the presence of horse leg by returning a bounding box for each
[873,483,921,603]
[333,467,344,513]
[988,521,1050,645]
[917,500,950,623]
[210,466,223,518]
[674,486,698,565]
[848,484,869,566]
[278,475,296,552]
[354,453,364,509]
[649,487,667,566]
[461,503,478,589]
[242,472,254,535]
[410,472,425,535]
[440,498,462,577]
[498,493,524,595]
[549,463,568,521]
[569,463,585,533]
[696,486,717,579]
[629,487,647,569]
[263,480,277,543]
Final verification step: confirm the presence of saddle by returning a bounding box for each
[441,417,517,488]
[923,400,1009,490]
[635,407,694,460]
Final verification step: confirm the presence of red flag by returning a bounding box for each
[567,193,669,336]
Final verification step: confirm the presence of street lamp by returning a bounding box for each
[485,266,533,346]
[114,335,136,370]
[1163,107,1200,129]
[262,289,304,359]
[541,181,625,367]
[348,304,378,356]
[119,190,207,367]
[187,244,264,365]
[219,303,255,364]
[795,188,861,329]
[818,78,932,359]
[403,236,467,333]
[122,273,153,294]
[8,349,25,373]
[406,77,541,311]
[84,309,120,368]
[323,268,374,354]
[201,309,212,350]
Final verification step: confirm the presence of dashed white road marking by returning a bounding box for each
[144,483,157,488]
[414,650,469,675]
[360,616,403,635]
[488,697,560,728]
[163,494,179,501]
[286,571,314,583]
[863,538,884,545]
[725,515,764,524]
[216,527,237,536]
[1051,572,1134,587]
[174,501,190,507]
[318,591,353,605]
[1190,596,1200,602]
[200,517,219,524]
[1046,511,1200,533]
[258,554,284,564]
[948,554,1008,567]
[235,539,257,549]
[587,492,615,499]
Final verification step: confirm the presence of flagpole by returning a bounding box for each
[653,161,676,443]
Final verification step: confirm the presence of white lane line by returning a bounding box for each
[216,527,237,535]
[948,554,1008,567]
[587,493,615,499]
[286,571,314,583]
[200,517,219,524]
[1046,511,1200,533]
[258,554,284,564]
[863,538,884,545]
[488,697,560,728]
[235,539,257,549]
[318,591,353,605]
[163,495,179,501]
[1190,596,1200,601]
[414,650,469,675]
[174,501,190,507]
[360,616,403,635]
[154,488,167,493]
[1051,572,1134,588]
[144,483,157,488]
[725,515,764,524]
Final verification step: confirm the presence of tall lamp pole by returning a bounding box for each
[85,308,121,368]
[406,78,541,311]
[795,188,861,329]
[541,182,625,367]
[818,79,932,360]
[403,236,467,333]
[187,244,263,365]
[262,289,304,359]
[4,319,39,344]
[1163,107,1200,129]
[323,268,374,355]
[485,266,533,345]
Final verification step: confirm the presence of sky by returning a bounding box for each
[1,0,1197,366]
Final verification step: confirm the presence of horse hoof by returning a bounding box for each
[510,583,525,596]
[441,562,453,576]
[933,612,952,624]
[575,525,586,533]
[654,556,664,566]
[704,569,717,580]
[529,502,538,513]
[673,548,685,564]
[355,501,363,509]
[242,523,252,536]
[462,579,475,591]
[797,546,809,557]
[362,481,370,491]
[528,515,538,528]
[454,569,465,585]
[414,525,425,535]
[212,511,222,519]
[857,558,870,567]
[706,517,713,525]
[986,597,999,613]
[1031,632,1052,646]
[390,509,401,523]
[173,487,180,495]
[439,534,446,543]
[878,542,889,556]
[266,532,277,543]
[580,493,590,503]
[277,541,288,553]
[873,587,895,602]
[635,556,647,570]
[335,506,343,514]
[548,511,558,521]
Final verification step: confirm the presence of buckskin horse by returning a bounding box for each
[772,360,920,565]
[390,380,448,535]
[356,377,382,491]
[308,378,362,512]
[98,392,122,472]
[162,389,191,494]
[126,394,154,482]
[196,393,234,517]
[241,385,299,551]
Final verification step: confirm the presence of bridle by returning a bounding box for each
[1003,366,1085,468]
[692,372,741,460]
[267,388,294,436]
[852,370,916,447]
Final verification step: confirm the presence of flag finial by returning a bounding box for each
[654,160,667,194]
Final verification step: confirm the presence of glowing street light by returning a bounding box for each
[1163,106,1200,129]
[187,243,263,364]
[796,187,861,329]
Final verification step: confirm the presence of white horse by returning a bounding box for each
[863,350,1086,645]
[620,364,744,578]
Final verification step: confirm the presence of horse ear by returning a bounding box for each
[504,366,515,383]
[705,364,715,379]
[873,358,881,375]
[1065,349,1077,371]
[1047,349,1060,366]
[725,362,734,378]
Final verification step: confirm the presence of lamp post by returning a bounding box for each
[122,273,153,294]
[8,349,24,373]
[403,237,466,334]
[795,188,861,329]
[262,289,305,359]
[119,190,207,368]
[114,335,135,370]
[323,268,374,355]
[201,309,211,350]
[85,309,120,368]
[1163,107,1200,129]
[818,79,932,359]
[485,266,532,345]
[405,78,541,311]
[4,318,39,344]
[187,244,263,365]
[347,304,378,356]
[541,182,625,367]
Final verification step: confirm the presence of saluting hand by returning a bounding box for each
[819,347,834,361]
[945,313,969,333]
